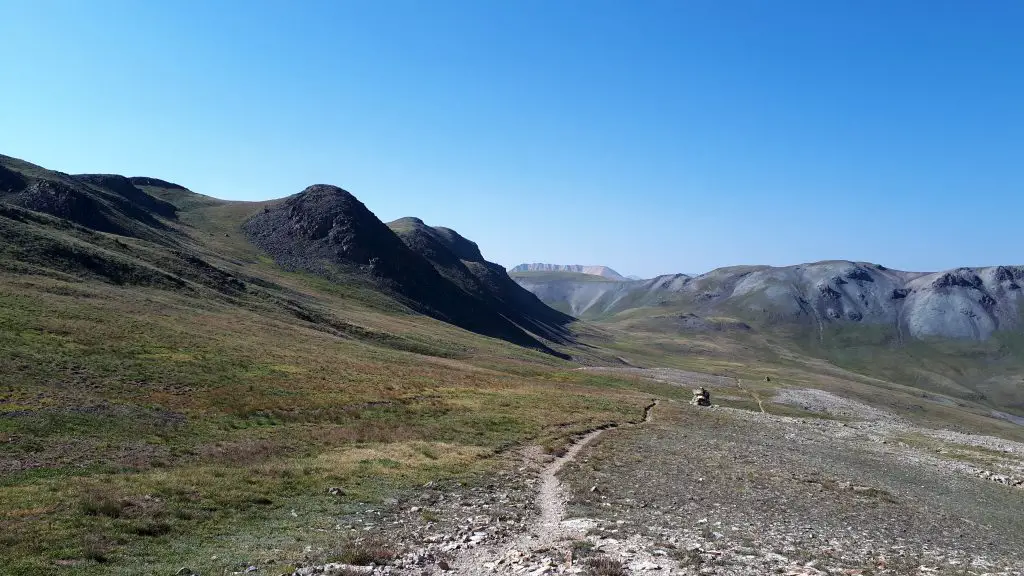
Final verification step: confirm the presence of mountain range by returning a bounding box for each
[511,261,1024,342]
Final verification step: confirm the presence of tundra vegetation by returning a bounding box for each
[1,154,1022,575]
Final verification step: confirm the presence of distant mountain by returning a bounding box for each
[509,263,625,280]
[514,260,1024,342]
[513,274,651,317]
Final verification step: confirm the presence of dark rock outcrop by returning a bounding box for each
[0,165,27,192]
[933,269,984,290]
[243,186,568,355]
[389,217,575,345]
[75,174,178,219]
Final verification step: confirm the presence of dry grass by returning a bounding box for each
[584,556,627,576]
[79,489,127,519]
[328,535,401,566]
[314,441,489,472]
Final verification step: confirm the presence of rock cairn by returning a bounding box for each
[690,387,711,407]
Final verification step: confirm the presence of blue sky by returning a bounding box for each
[2,1,1022,277]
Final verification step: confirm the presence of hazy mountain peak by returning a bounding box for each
[510,263,625,280]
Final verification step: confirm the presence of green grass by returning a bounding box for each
[579,314,1024,441]
[0,266,669,574]
[794,324,1024,419]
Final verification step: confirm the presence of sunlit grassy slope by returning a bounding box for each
[0,180,677,574]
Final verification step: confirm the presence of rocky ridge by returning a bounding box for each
[0,153,575,356]
[388,218,575,345]
[242,186,570,354]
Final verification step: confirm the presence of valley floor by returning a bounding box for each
[289,370,1024,576]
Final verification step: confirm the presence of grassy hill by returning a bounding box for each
[0,154,668,574]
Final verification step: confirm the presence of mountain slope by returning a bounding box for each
[389,217,575,344]
[0,154,574,357]
[0,156,255,294]
[242,186,569,354]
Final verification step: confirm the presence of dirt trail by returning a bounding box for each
[735,379,766,413]
[453,401,657,574]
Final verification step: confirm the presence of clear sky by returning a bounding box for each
[2,1,1022,277]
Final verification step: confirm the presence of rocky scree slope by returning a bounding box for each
[242,185,570,354]
[510,263,626,280]
[515,260,1024,342]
